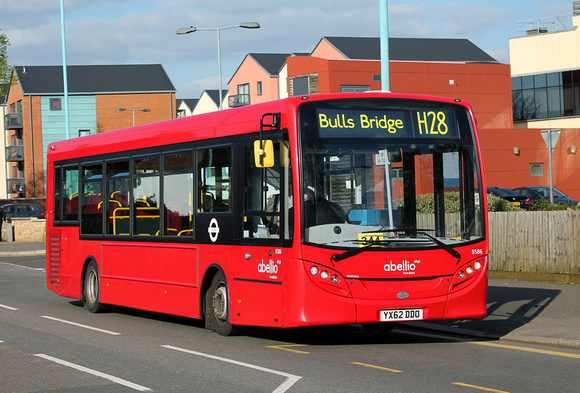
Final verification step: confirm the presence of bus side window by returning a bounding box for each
[133,156,160,236]
[80,163,104,235]
[63,166,79,222]
[106,160,130,236]
[163,151,194,237]
[198,147,231,213]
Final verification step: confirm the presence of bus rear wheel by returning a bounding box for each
[205,271,238,336]
[84,261,106,313]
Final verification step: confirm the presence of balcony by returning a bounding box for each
[4,113,23,130]
[7,179,26,195]
[228,94,250,108]
[6,145,24,162]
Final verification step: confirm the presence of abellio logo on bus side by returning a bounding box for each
[258,259,281,280]
[383,259,421,275]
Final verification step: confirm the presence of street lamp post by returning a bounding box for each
[117,107,150,127]
[177,22,260,110]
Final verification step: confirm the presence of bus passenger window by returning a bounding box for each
[80,164,104,235]
[62,167,79,222]
[164,151,194,237]
[106,160,130,235]
[133,156,160,236]
[198,148,231,213]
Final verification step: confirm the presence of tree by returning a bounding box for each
[0,28,11,97]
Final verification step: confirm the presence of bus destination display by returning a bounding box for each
[316,108,458,139]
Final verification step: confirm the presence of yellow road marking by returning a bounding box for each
[453,382,510,393]
[266,344,310,354]
[470,341,580,359]
[350,362,403,373]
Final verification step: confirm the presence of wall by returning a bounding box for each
[479,128,580,200]
[287,57,513,129]
[2,218,46,242]
[228,56,280,104]
[509,16,580,76]
[96,92,176,132]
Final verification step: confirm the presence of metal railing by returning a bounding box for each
[228,94,250,108]
[5,145,24,162]
[4,113,23,129]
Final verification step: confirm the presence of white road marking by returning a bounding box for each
[0,261,45,271]
[162,344,302,393]
[0,304,19,311]
[34,354,151,391]
[41,316,121,335]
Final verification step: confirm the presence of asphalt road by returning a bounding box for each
[1,255,579,393]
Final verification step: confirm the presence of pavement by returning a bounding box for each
[0,241,578,349]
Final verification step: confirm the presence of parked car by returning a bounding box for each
[0,204,45,219]
[512,186,580,206]
[487,187,531,209]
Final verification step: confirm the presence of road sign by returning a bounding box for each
[540,129,561,203]
[541,129,561,152]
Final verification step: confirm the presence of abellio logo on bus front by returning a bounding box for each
[383,259,420,275]
[258,259,281,280]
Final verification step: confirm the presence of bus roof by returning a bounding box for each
[47,92,472,162]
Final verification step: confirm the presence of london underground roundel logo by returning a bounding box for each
[208,218,220,242]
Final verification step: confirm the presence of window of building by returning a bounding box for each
[341,86,370,93]
[257,81,262,96]
[530,163,544,176]
[50,98,62,111]
[513,70,575,121]
[236,83,250,106]
[292,77,309,96]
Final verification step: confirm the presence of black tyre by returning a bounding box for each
[84,261,106,313]
[205,271,238,336]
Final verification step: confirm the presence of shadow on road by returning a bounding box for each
[406,285,561,339]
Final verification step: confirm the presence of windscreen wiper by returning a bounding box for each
[330,240,382,263]
[357,228,462,263]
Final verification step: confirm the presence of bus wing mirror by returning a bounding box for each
[254,140,274,168]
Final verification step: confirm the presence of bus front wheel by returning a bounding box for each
[205,271,238,336]
[84,261,106,313]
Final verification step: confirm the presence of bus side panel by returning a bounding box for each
[47,228,86,300]
[229,247,286,327]
[100,243,200,318]
[281,259,357,328]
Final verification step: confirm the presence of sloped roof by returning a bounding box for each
[320,37,498,63]
[15,64,176,95]
[177,98,199,111]
[204,90,228,105]
[248,53,294,76]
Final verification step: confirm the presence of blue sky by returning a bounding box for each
[1,0,574,98]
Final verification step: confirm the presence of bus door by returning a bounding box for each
[194,146,234,244]
[227,134,293,327]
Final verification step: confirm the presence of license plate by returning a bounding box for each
[510,201,520,206]
[380,308,423,322]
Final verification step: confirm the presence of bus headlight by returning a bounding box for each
[304,262,351,298]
